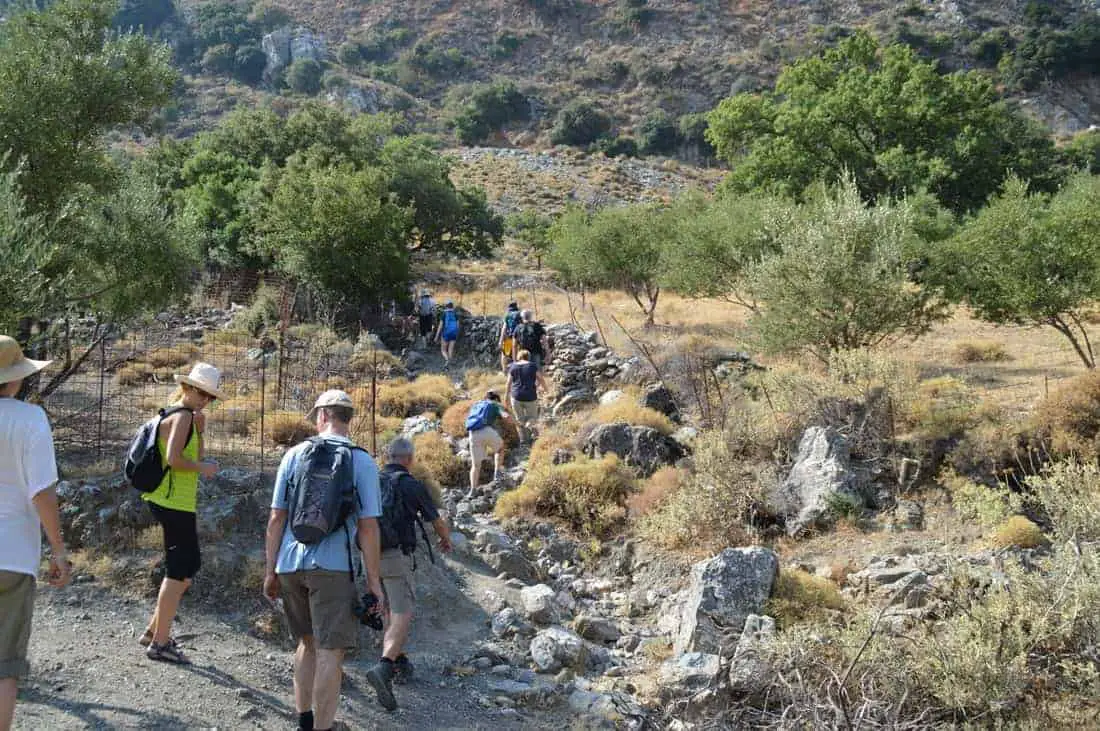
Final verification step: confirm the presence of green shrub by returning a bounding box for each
[638,109,679,155]
[201,43,236,75]
[640,430,776,553]
[550,100,612,146]
[337,41,362,67]
[492,31,522,59]
[449,81,530,144]
[234,43,267,84]
[287,58,323,95]
[1028,461,1100,542]
[990,515,1047,549]
[323,72,349,91]
[592,135,638,158]
[942,470,1020,528]
[496,454,636,537]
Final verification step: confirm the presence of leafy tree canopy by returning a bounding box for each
[707,30,1064,213]
[927,174,1100,368]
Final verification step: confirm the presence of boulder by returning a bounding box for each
[491,608,533,639]
[672,547,778,655]
[776,426,867,536]
[728,614,776,696]
[485,549,539,583]
[658,652,722,696]
[553,388,596,417]
[584,423,682,477]
[640,382,681,423]
[261,29,291,78]
[521,584,562,624]
[530,627,587,673]
[401,414,439,439]
[289,28,325,61]
[574,615,622,644]
[567,689,646,728]
[599,390,625,406]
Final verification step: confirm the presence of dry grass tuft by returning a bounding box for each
[464,368,507,396]
[767,568,846,628]
[144,344,200,369]
[953,339,1010,363]
[371,375,456,418]
[1032,370,1100,460]
[442,399,474,438]
[495,454,636,537]
[627,466,683,518]
[412,431,466,490]
[990,515,1047,549]
[260,411,316,446]
[590,397,675,435]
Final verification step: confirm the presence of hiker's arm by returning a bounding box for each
[263,508,287,599]
[164,413,208,473]
[358,517,384,601]
[432,517,453,553]
[32,487,70,587]
[504,373,514,407]
[536,370,549,391]
[540,334,550,356]
[194,411,206,460]
[498,323,506,346]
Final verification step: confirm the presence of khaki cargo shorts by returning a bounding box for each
[512,399,539,428]
[469,426,503,463]
[379,549,415,615]
[280,570,358,650]
[0,570,35,679]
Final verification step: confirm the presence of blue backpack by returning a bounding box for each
[442,309,459,338]
[504,309,522,336]
[464,400,496,432]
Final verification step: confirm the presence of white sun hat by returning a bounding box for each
[0,335,52,384]
[173,362,226,400]
[308,389,355,419]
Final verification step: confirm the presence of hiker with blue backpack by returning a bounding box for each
[364,437,453,711]
[264,389,385,731]
[132,362,223,665]
[434,301,460,370]
[466,391,515,493]
[498,301,523,373]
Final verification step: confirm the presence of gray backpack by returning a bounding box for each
[288,437,363,545]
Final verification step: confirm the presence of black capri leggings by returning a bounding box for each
[148,503,201,581]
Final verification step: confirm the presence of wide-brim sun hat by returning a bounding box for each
[308,389,355,419]
[0,335,52,383]
[173,362,226,400]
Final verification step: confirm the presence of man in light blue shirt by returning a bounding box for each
[264,390,384,731]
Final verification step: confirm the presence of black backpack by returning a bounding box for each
[379,468,435,565]
[516,322,542,353]
[124,406,193,493]
[288,437,363,545]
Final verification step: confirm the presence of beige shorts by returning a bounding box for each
[280,570,358,650]
[512,399,539,428]
[379,549,415,615]
[469,427,503,463]
[0,570,35,679]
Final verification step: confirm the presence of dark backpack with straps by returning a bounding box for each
[378,468,436,566]
[515,321,542,353]
[124,406,193,493]
[287,437,363,545]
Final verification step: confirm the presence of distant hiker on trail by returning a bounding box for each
[505,349,548,445]
[513,309,549,369]
[264,389,385,731]
[416,290,435,348]
[465,391,515,492]
[365,437,453,712]
[434,301,460,370]
[498,301,523,373]
[140,362,224,665]
[0,336,69,731]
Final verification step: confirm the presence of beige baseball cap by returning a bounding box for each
[308,389,355,419]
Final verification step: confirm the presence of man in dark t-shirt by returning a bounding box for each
[513,310,549,369]
[365,437,452,710]
[506,349,548,443]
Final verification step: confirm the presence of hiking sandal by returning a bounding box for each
[146,639,191,665]
[138,629,154,647]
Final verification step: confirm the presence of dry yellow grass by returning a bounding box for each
[259,411,316,446]
[1032,369,1100,459]
[369,375,457,418]
[144,344,200,369]
[953,339,1010,364]
[442,399,474,438]
[464,368,507,397]
[590,398,675,435]
[410,431,465,489]
[767,568,847,628]
[990,516,1048,549]
[627,466,683,518]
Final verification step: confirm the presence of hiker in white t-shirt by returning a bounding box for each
[0,335,70,731]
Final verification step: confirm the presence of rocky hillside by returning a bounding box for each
[160,0,1100,142]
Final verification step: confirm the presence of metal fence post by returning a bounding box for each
[96,335,106,458]
[259,350,267,474]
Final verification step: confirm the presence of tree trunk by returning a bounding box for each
[1049,315,1096,369]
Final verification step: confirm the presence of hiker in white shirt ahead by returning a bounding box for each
[0,335,70,731]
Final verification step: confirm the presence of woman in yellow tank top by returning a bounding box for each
[140,363,224,664]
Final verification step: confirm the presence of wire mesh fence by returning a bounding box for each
[41,315,402,474]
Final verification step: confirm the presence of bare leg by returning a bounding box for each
[294,636,316,715]
[383,612,413,661]
[313,648,345,730]
[0,677,17,731]
[152,578,189,645]
[493,451,503,481]
[469,459,481,492]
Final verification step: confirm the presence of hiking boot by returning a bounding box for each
[366,661,398,711]
[393,655,414,684]
[146,638,190,665]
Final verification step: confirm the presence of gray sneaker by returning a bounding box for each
[146,639,190,665]
[366,661,398,711]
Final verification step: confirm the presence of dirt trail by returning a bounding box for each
[16,546,564,730]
